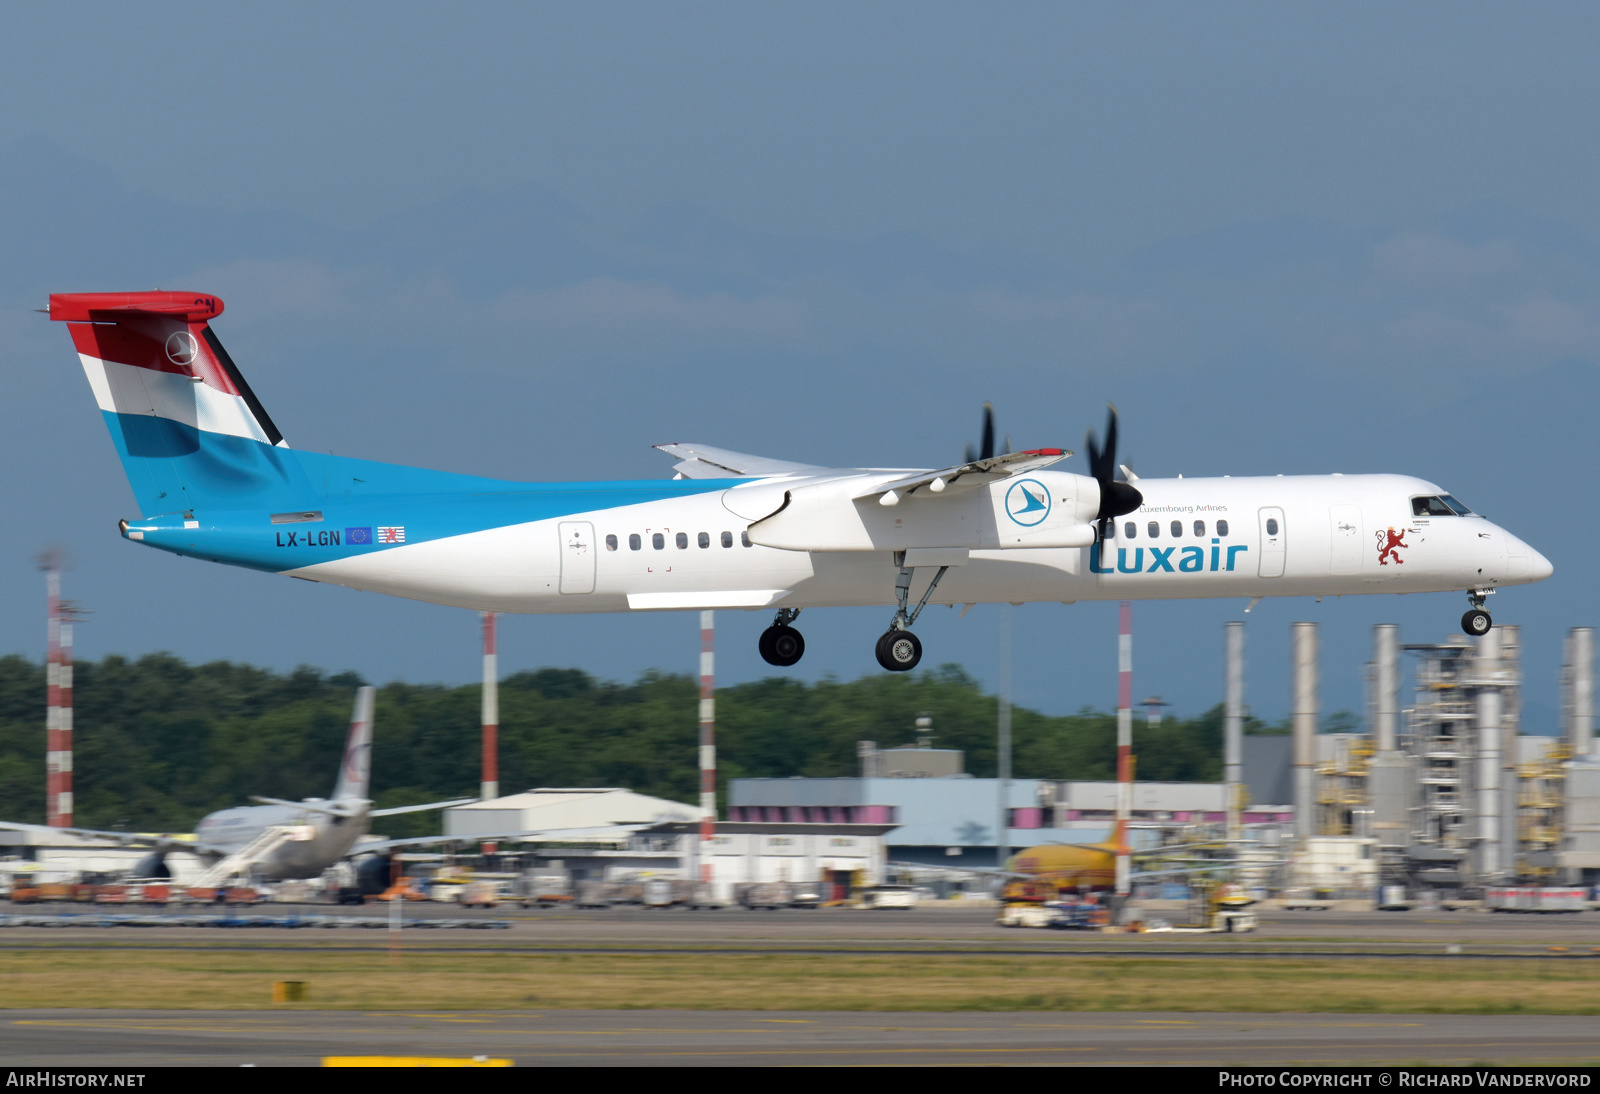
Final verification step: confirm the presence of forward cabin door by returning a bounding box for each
[558,521,596,594]
[1329,505,1363,575]
[1258,507,1287,578]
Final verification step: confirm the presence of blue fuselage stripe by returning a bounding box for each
[109,415,740,570]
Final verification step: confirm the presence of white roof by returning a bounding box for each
[444,788,698,838]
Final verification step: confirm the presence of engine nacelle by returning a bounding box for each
[746,469,1100,552]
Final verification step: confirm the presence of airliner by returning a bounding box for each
[0,687,471,881]
[47,291,1553,672]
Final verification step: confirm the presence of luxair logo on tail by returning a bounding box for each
[1090,538,1250,574]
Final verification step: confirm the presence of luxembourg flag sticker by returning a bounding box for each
[376,526,406,544]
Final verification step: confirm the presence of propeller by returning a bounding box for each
[963,403,1012,465]
[1084,404,1143,543]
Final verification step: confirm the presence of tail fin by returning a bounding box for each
[331,686,375,802]
[49,292,313,516]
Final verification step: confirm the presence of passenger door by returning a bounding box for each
[558,521,596,594]
[1258,507,1286,578]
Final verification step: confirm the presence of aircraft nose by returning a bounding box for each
[1528,546,1554,582]
[1502,532,1554,584]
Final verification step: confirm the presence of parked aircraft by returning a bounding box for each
[48,292,1553,672]
[0,686,472,881]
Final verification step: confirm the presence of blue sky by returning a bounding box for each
[2,4,1597,733]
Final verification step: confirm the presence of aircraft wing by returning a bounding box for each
[0,820,228,857]
[856,448,1071,502]
[653,443,822,480]
[369,798,477,818]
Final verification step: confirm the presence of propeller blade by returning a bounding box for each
[1102,404,1119,477]
[1085,403,1142,521]
[979,403,995,462]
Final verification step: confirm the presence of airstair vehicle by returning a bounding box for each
[191,826,315,889]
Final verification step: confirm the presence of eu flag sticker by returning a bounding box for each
[346,527,373,545]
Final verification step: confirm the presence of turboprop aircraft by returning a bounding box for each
[47,291,1553,672]
[0,686,473,881]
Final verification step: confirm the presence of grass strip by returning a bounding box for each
[0,950,1597,1013]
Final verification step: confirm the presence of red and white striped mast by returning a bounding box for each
[1114,600,1133,896]
[41,550,79,829]
[480,611,499,853]
[698,611,716,885]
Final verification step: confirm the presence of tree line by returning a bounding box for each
[0,653,1302,835]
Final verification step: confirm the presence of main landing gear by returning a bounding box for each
[1461,589,1494,637]
[874,551,950,672]
[758,608,805,666]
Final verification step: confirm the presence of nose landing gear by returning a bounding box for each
[1461,589,1494,637]
[874,552,949,672]
[758,608,805,666]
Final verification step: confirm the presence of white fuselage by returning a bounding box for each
[195,801,370,880]
[287,473,1549,614]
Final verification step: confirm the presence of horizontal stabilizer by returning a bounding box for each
[653,443,821,480]
[250,795,360,817]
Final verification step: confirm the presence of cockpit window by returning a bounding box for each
[1412,496,1457,517]
[1440,495,1473,516]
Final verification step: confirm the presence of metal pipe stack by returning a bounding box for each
[1372,624,1399,753]
[1566,628,1594,760]
[1224,621,1244,843]
[1474,627,1503,882]
[1500,625,1522,877]
[1291,622,1319,841]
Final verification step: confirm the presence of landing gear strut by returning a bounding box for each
[874,552,948,672]
[758,608,805,666]
[1461,589,1493,637]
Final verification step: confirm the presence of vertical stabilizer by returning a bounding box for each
[48,292,314,516]
[332,686,375,802]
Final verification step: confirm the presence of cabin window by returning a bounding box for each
[652,533,665,550]
[1171,521,1182,538]
[741,531,753,547]
[1148,521,1160,539]
[698,532,710,549]
[1413,495,1457,517]
[1124,522,1137,539]
[605,534,618,551]
[1266,518,1280,536]
[676,532,689,549]
[721,531,733,548]
[1193,520,1205,537]
[628,534,641,551]
[1217,519,1230,537]
[1106,521,1116,538]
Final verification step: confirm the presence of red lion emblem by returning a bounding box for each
[1376,527,1407,565]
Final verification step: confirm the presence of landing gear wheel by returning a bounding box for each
[875,630,922,672]
[1462,609,1493,637]
[758,625,805,666]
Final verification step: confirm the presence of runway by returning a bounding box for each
[4,904,1600,955]
[5,1009,1598,1066]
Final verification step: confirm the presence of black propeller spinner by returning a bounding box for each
[963,402,1011,465]
[1085,404,1143,543]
